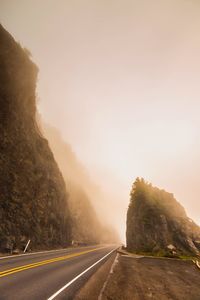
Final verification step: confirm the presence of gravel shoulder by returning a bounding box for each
[101,253,200,300]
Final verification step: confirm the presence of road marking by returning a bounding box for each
[98,253,119,300]
[0,245,95,260]
[0,247,105,278]
[47,247,118,300]
[0,248,67,260]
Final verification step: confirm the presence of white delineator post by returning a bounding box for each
[24,239,31,253]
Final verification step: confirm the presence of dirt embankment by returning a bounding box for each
[101,253,200,300]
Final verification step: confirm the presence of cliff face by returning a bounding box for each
[126,178,200,256]
[0,25,71,252]
[42,125,119,244]
[68,182,104,244]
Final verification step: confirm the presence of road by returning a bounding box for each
[0,244,117,300]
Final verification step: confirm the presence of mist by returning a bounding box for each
[1,0,200,242]
[41,122,122,241]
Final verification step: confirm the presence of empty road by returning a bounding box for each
[0,245,117,300]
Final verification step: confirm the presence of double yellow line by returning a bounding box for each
[0,247,101,278]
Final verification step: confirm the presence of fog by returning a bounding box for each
[41,122,122,241]
[1,0,200,241]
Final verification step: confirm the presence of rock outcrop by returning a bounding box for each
[126,178,200,256]
[0,24,71,252]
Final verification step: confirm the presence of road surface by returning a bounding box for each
[0,245,117,300]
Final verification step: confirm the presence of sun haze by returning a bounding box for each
[1,0,200,241]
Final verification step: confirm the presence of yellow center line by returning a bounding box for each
[0,247,104,278]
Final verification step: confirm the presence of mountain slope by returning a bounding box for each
[0,24,71,252]
[126,178,200,256]
[42,125,119,244]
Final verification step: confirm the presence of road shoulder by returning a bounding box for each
[74,252,117,300]
[101,252,200,300]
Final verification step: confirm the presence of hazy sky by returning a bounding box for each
[1,0,200,240]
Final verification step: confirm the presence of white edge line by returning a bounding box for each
[98,252,119,300]
[0,245,97,261]
[47,247,118,300]
[0,248,69,260]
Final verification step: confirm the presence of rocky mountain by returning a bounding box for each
[42,125,119,244]
[0,24,71,252]
[126,178,200,257]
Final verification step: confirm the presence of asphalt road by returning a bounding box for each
[0,244,117,300]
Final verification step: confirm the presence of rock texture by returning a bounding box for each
[0,24,71,252]
[126,178,200,256]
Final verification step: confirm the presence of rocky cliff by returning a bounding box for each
[126,178,200,256]
[0,25,71,252]
[42,125,119,244]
